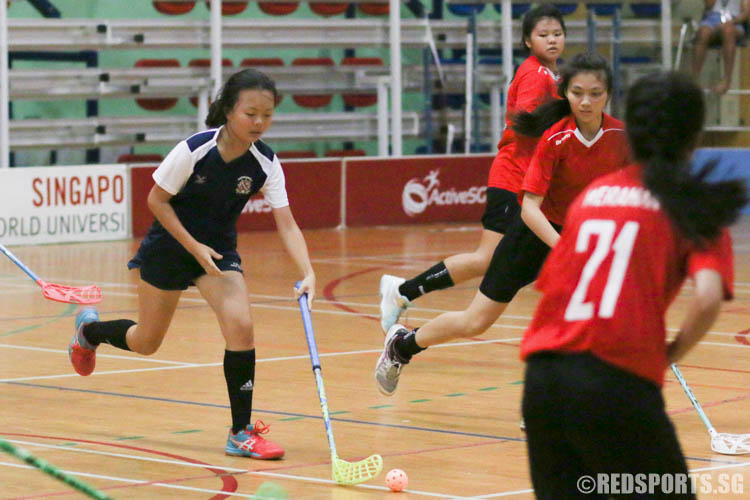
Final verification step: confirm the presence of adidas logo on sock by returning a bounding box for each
[240,380,254,391]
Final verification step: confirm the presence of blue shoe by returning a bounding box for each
[225,421,284,459]
[68,307,99,376]
[379,275,410,333]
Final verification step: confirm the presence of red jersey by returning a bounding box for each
[521,113,629,225]
[521,165,735,386]
[488,56,559,193]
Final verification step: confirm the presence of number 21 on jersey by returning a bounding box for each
[564,219,640,321]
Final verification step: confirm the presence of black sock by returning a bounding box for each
[224,349,255,435]
[399,261,455,301]
[393,329,425,362]
[82,320,135,351]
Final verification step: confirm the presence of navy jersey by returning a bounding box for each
[140,127,288,253]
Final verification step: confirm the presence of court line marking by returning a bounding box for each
[0,336,522,382]
[0,459,465,499]
[1,437,488,498]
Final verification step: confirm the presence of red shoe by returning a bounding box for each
[68,308,99,376]
[225,421,285,459]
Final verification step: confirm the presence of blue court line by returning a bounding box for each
[4,380,734,466]
[4,380,524,442]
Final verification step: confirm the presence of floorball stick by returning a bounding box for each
[0,243,101,304]
[671,364,750,454]
[295,283,383,485]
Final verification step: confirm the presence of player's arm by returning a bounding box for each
[521,192,560,248]
[147,184,222,276]
[666,269,723,364]
[272,205,316,306]
[736,0,750,23]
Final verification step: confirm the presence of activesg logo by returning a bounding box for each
[401,169,486,217]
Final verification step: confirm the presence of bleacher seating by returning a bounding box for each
[153,1,195,15]
[325,148,366,157]
[291,57,335,108]
[586,2,622,16]
[204,0,248,15]
[448,3,485,16]
[309,2,349,16]
[133,59,181,111]
[188,58,233,107]
[117,153,164,163]
[258,1,299,15]
[358,2,388,15]
[276,150,318,159]
[341,57,382,107]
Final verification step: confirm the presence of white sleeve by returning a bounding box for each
[152,141,194,195]
[261,155,289,208]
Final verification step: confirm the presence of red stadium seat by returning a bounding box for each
[239,58,285,103]
[240,57,285,67]
[291,57,335,108]
[309,2,349,16]
[258,2,299,15]
[117,153,164,164]
[204,0,248,15]
[325,148,366,157]
[276,150,318,159]
[153,1,196,15]
[134,59,181,111]
[359,2,388,15]
[340,57,382,107]
[188,58,234,107]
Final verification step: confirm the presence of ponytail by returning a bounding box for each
[512,98,571,137]
[511,52,612,138]
[626,71,748,244]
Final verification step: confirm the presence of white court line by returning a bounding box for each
[0,338,523,383]
[0,440,469,498]
[0,343,196,365]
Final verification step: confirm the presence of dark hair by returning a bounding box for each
[521,4,566,53]
[205,68,278,127]
[626,71,747,244]
[512,52,612,137]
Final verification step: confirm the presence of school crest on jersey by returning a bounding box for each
[236,176,253,195]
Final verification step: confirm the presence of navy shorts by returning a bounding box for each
[481,187,521,234]
[128,245,243,291]
[479,214,562,303]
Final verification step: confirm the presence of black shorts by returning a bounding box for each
[479,214,562,303]
[128,245,243,291]
[481,187,521,234]
[523,352,692,499]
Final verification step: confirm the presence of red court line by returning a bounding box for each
[2,433,237,500]
[322,266,382,322]
[668,392,750,416]
[679,363,750,375]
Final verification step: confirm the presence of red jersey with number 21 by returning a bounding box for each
[521,165,734,386]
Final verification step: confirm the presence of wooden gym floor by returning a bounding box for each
[2,217,750,499]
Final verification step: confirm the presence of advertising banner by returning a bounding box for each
[0,165,129,245]
[345,155,494,226]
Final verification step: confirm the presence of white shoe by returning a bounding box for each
[375,324,410,396]
[520,418,526,431]
[379,275,410,333]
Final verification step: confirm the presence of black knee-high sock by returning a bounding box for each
[224,349,255,435]
[82,320,135,351]
[399,261,455,301]
[394,329,426,362]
